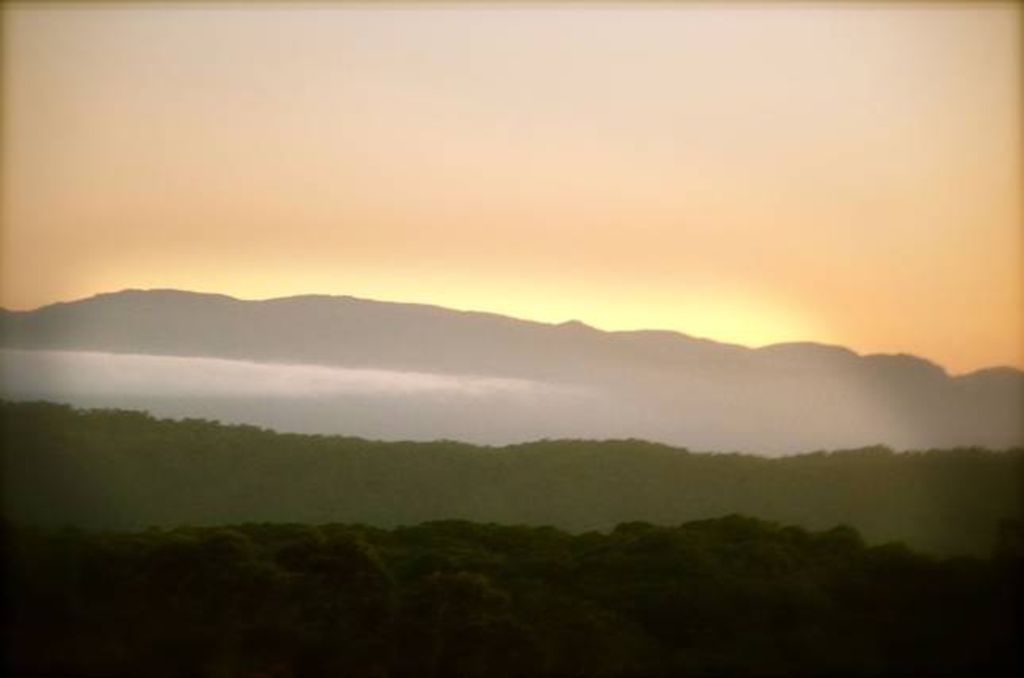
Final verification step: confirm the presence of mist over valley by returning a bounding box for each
[1,289,1021,453]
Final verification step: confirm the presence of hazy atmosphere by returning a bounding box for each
[2,3,1020,373]
[3,6,1022,676]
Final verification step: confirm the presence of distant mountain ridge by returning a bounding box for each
[1,289,1021,452]
[0,288,971,376]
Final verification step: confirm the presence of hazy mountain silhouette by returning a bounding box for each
[1,289,1021,453]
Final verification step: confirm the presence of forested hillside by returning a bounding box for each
[6,517,1021,677]
[2,401,1019,556]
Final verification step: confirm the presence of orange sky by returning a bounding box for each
[1,3,1020,374]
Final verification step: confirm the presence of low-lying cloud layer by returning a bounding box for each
[0,349,561,398]
[0,349,606,446]
[2,348,1019,454]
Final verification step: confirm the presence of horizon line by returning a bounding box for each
[4,285,1021,378]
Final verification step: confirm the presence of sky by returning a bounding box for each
[1,3,1020,374]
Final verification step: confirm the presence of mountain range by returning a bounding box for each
[1,289,1021,454]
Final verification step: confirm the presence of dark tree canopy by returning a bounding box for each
[5,517,1020,677]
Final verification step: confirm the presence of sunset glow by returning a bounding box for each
[2,3,1020,373]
